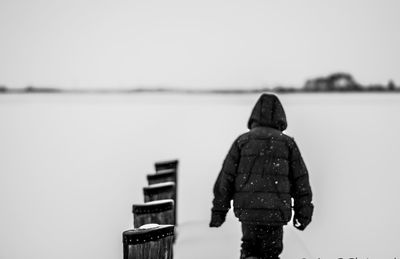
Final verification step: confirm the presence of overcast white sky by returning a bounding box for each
[0,0,399,89]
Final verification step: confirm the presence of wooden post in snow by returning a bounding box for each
[132,199,175,228]
[143,182,175,202]
[147,169,176,185]
[149,166,178,225]
[123,224,174,259]
[143,182,176,225]
[154,160,179,173]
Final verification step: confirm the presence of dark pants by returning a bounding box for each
[240,224,283,259]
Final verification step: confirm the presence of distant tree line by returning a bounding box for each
[281,72,398,93]
[0,73,399,94]
[273,72,398,93]
[0,86,61,93]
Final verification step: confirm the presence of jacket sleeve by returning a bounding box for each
[211,139,241,214]
[289,139,314,222]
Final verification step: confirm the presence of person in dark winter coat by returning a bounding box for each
[210,93,314,259]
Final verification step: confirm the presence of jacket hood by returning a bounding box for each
[247,94,287,131]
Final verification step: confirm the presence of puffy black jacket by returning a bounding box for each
[212,94,313,225]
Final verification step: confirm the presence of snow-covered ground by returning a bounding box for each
[0,93,399,259]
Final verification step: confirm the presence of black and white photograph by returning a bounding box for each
[0,1,399,258]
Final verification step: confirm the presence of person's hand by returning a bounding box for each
[209,211,226,228]
[293,214,310,231]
